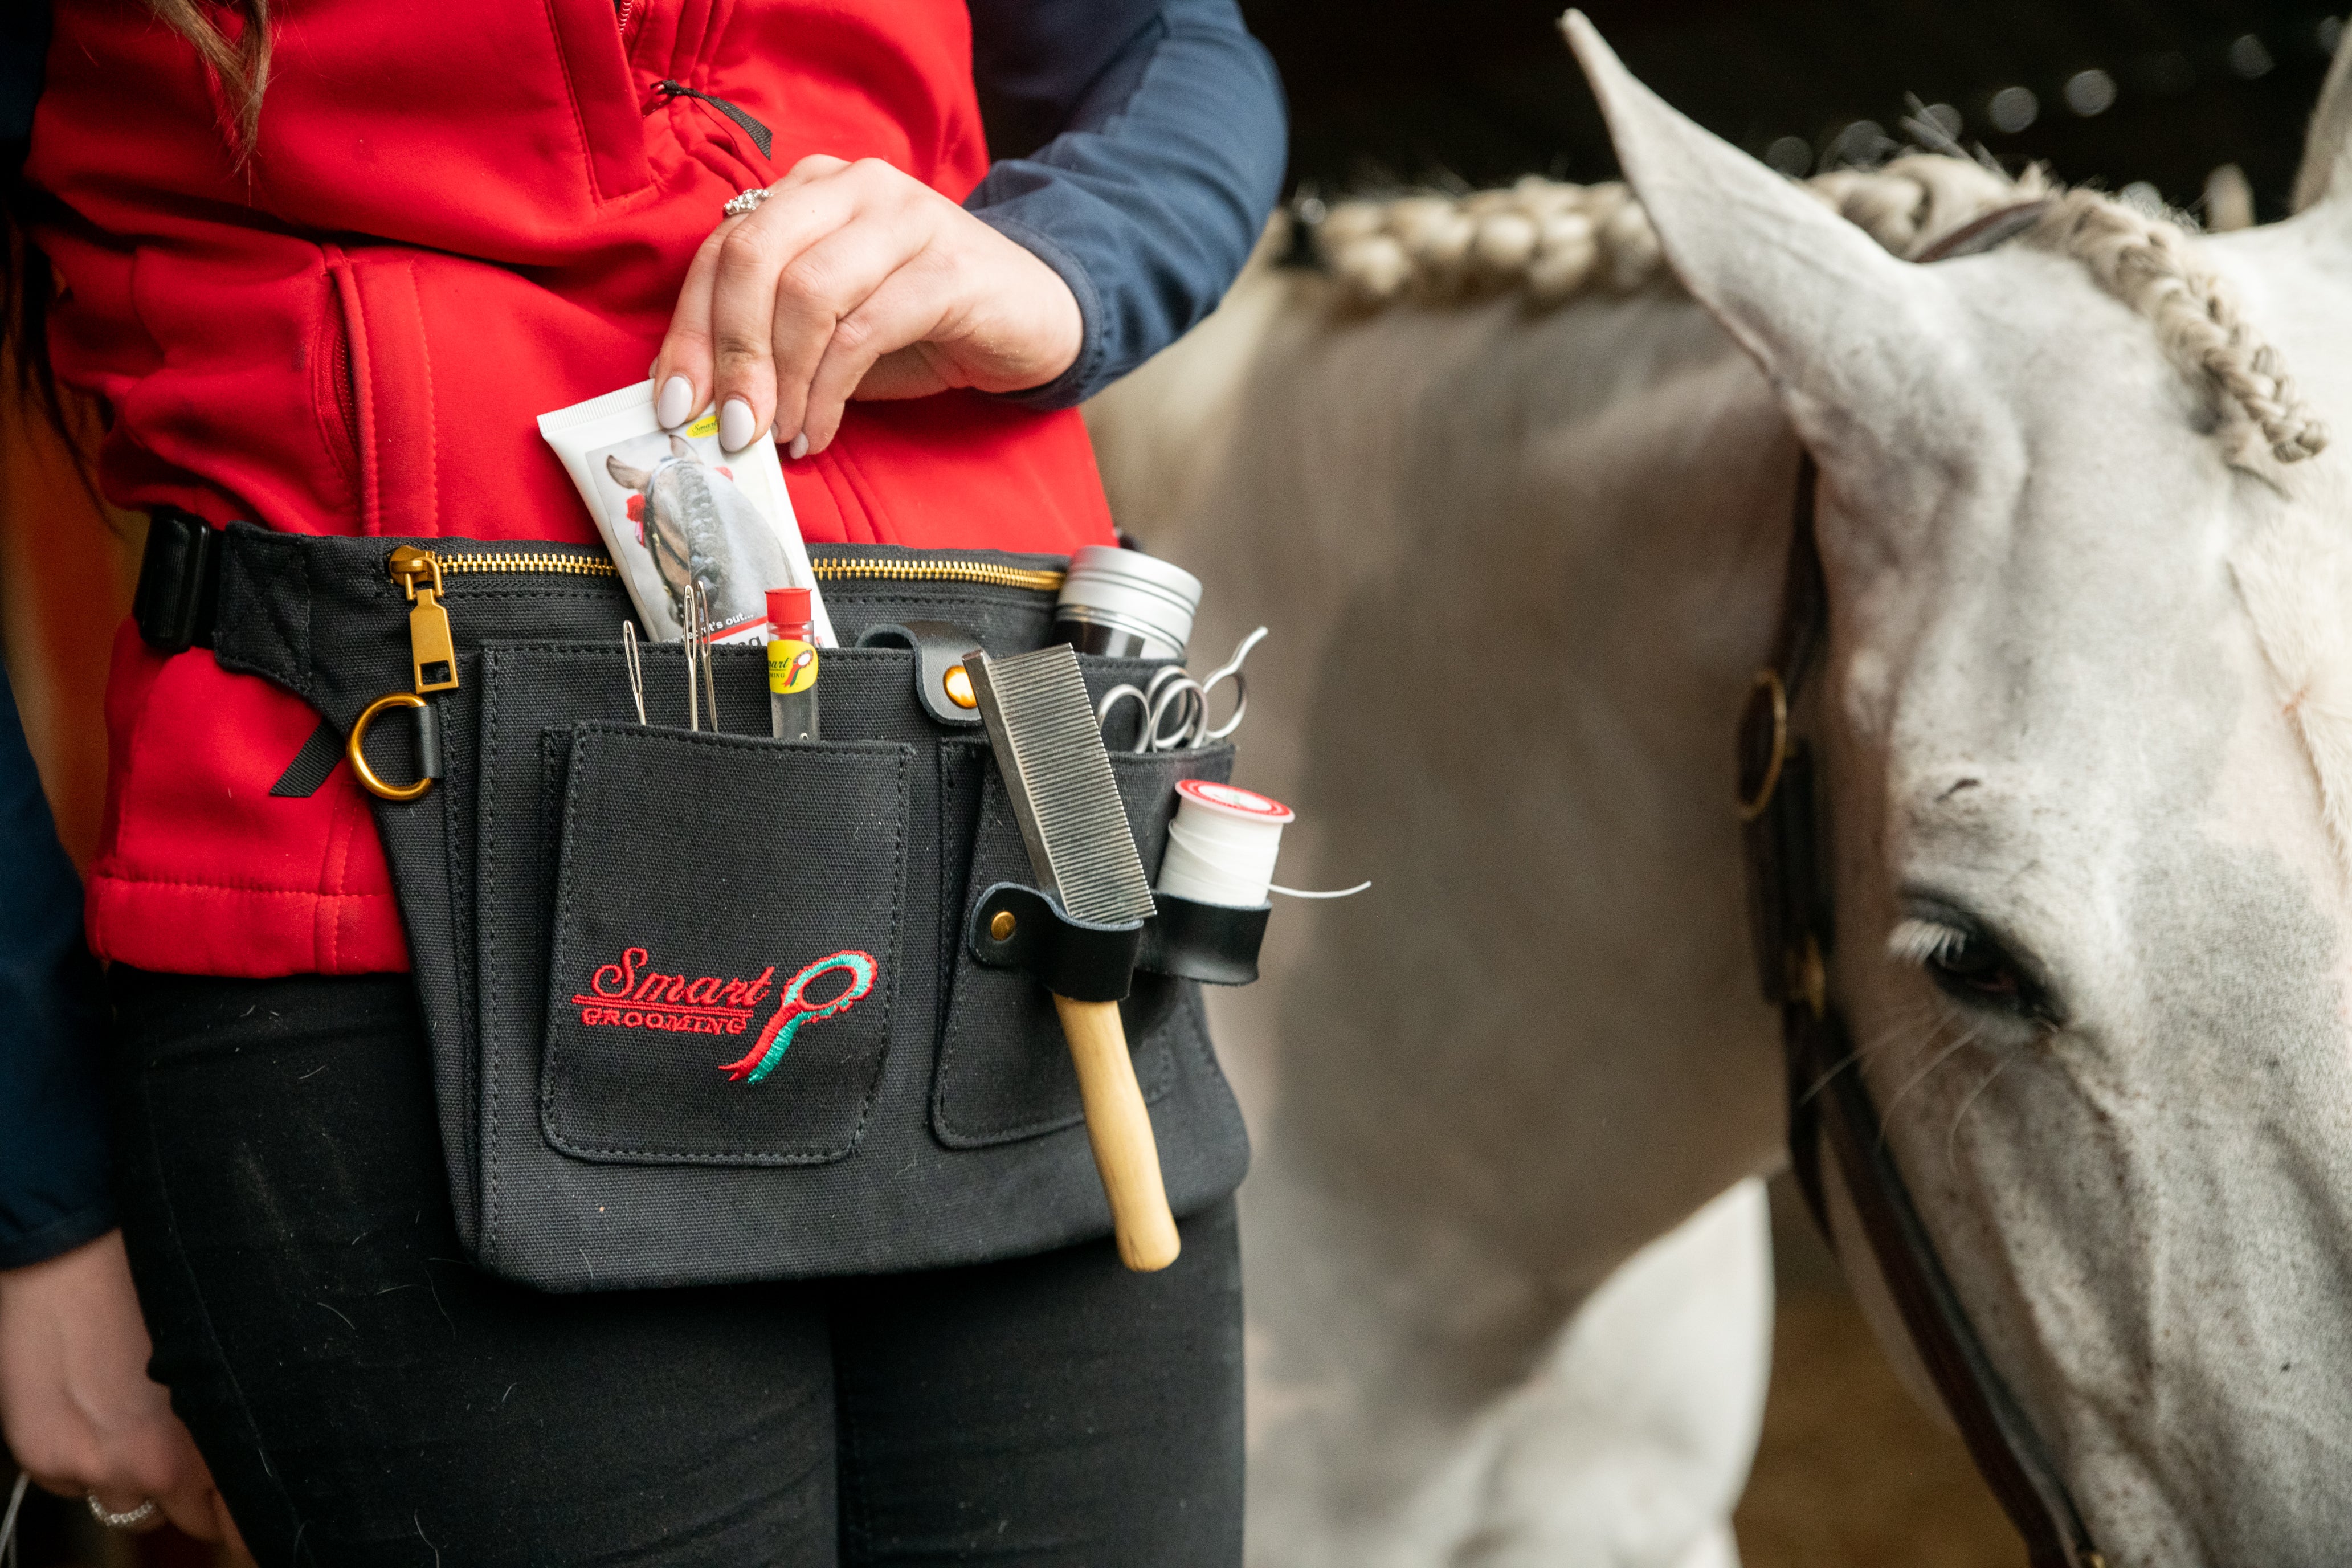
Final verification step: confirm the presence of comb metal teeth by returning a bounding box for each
[967,646,1158,926]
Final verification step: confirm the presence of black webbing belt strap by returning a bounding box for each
[1737,201,2105,1568]
[130,507,222,654]
[134,509,342,798]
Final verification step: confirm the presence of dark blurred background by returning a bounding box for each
[1242,0,2345,220]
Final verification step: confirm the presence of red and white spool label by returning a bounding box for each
[1174,778,1295,824]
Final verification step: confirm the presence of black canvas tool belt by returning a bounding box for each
[136,518,1253,1292]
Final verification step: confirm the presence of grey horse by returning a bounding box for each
[606,434,789,635]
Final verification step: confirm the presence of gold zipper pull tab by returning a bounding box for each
[388,546,460,694]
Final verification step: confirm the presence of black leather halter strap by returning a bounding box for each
[1737,201,2105,1568]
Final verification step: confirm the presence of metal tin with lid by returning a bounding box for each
[1050,545,1203,660]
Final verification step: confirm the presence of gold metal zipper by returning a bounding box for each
[811,556,1065,593]
[422,549,620,579]
[394,546,1057,592]
[382,545,620,702]
[378,546,1063,703]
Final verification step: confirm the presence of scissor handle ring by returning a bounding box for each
[348,692,434,802]
[1197,673,1248,744]
[1096,685,1151,751]
[1145,677,1204,752]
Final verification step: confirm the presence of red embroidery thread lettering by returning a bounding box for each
[591,946,647,998]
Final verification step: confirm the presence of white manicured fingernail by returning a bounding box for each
[787,431,810,460]
[656,375,695,429]
[719,397,758,451]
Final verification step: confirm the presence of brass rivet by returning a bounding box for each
[944,665,978,709]
[989,909,1018,942]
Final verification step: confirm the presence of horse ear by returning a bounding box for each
[2294,15,2352,212]
[606,454,651,489]
[669,434,698,459]
[1561,13,1973,468]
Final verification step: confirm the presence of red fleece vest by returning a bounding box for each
[30,0,1116,977]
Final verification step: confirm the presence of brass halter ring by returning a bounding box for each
[1733,667,1788,823]
[348,692,433,802]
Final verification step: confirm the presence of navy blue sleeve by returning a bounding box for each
[963,0,1287,409]
[0,662,115,1271]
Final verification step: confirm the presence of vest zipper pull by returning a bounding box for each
[389,546,460,695]
[653,80,773,160]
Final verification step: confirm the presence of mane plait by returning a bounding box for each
[1314,155,2028,305]
[2025,190,2328,464]
[1315,154,2326,466]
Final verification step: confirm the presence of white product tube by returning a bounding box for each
[537,379,835,646]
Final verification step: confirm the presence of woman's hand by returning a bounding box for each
[0,1232,247,1558]
[653,155,1083,457]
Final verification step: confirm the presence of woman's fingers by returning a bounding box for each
[796,260,959,452]
[147,1428,234,1542]
[768,152,851,191]
[651,154,858,434]
[652,224,734,428]
[766,222,944,453]
[0,1234,246,1552]
[705,162,896,449]
[654,153,1081,454]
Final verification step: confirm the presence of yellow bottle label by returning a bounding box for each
[768,638,818,694]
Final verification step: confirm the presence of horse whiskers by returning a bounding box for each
[1944,1057,2012,1176]
[1878,1019,1986,1142]
[1795,1003,1943,1110]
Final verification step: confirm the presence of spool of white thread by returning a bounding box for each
[1155,779,1294,908]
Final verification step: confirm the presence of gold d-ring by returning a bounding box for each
[349,692,433,802]
[1734,668,1788,823]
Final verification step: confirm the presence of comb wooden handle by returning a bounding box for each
[1054,994,1181,1272]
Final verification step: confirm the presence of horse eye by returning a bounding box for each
[1925,930,2040,1016]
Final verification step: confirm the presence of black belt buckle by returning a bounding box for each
[132,508,222,653]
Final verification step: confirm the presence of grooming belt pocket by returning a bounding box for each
[540,724,909,1165]
[933,740,1236,1148]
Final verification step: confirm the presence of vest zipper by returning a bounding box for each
[652,80,774,160]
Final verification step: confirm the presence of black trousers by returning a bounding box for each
[107,969,1244,1567]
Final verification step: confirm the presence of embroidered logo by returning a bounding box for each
[573,946,878,1084]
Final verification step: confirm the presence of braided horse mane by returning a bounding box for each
[1310,154,2327,467]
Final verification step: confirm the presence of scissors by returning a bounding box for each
[1095,626,1266,752]
[1097,662,1194,752]
[1186,625,1265,746]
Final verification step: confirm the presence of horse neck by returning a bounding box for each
[1095,276,1803,1369]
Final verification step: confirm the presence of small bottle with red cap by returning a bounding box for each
[767,587,821,742]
